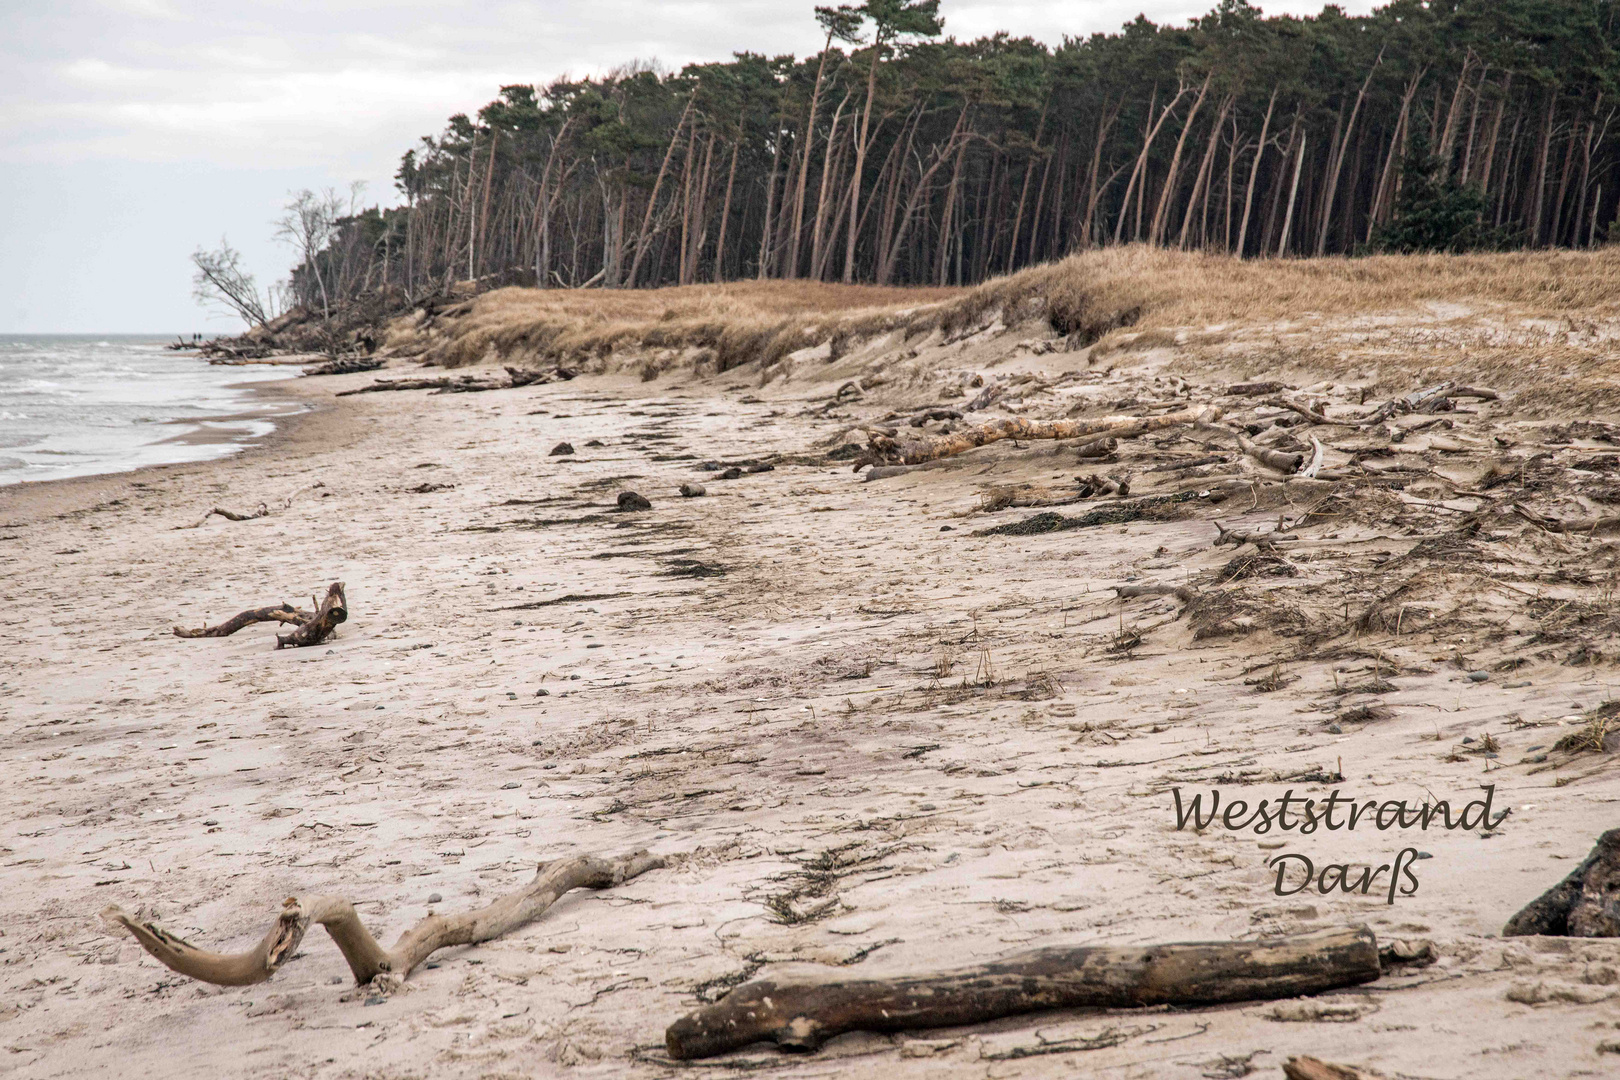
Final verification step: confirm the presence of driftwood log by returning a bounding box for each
[1284,1057,1384,1080]
[337,366,573,396]
[303,357,384,376]
[1236,431,1306,473]
[665,925,1380,1059]
[104,850,662,990]
[1503,828,1620,937]
[1512,503,1620,536]
[854,407,1220,470]
[174,582,347,649]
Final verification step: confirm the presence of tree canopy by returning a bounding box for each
[284,0,1620,308]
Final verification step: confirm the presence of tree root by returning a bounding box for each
[103,850,664,989]
[853,407,1219,470]
[665,925,1382,1059]
[174,581,347,648]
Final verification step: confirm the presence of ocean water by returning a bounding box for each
[0,335,299,487]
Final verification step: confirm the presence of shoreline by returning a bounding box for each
[0,365,332,518]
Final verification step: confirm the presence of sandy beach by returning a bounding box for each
[3,290,1618,1078]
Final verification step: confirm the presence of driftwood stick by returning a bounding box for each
[855,407,1219,469]
[1236,432,1305,473]
[665,926,1381,1059]
[1114,583,1196,603]
[104,850,664,989]
[1284,1057,1384,1080]
[1503,828,1620,937]
[173,582,346,648]
[1269,396,1334,426]
[173,604,310,638]
[1300,436,1326,479]
[1512,503,1620,535]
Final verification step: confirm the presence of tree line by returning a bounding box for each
[250,0,1620,316]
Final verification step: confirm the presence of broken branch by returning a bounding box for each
[173,582,347,649]
[665,925,1381,1059]
[104,850,664,989]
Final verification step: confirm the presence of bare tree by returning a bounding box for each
[275,185,362,320]
[190,239,276,328]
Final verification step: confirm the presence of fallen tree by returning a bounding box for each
[337,366,574,396]
[174,581,347,649]
[852,406,1220,469]
[1503,828,1620,937]
[104,850,662,990]
[665,925,1383,1059]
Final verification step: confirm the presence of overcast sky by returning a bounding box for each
[0,0,1376,333]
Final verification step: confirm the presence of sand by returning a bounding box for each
[1,321,1617,1079]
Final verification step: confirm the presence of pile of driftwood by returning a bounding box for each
[173,581,347,649]
[337,365,576,396]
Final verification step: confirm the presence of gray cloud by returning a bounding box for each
[0,0,1374,331]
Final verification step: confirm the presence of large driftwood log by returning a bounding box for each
[1284,1057,1384,1080]
[174,582,347,649]
[104,850,662,990]
[854,407,1219,470]
[336,366,572,396]
[665,925,1380,1059]
[1504,828,1620,937]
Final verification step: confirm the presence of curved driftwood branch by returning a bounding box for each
[104,850,664,989]
[854,407,1220,469]
[665,925,1380,1060]
[173,582,347,648]
[1300,436,1326,479]
[173,604,310,638]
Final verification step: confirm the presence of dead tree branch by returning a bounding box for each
[104,850,664,990]
[174,582,347,649]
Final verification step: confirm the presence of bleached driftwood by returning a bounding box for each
[854,407,1220,470]
[104,850,663,989]
[665,925,1381,1059]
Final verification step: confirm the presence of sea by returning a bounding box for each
[0,335,299,487]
